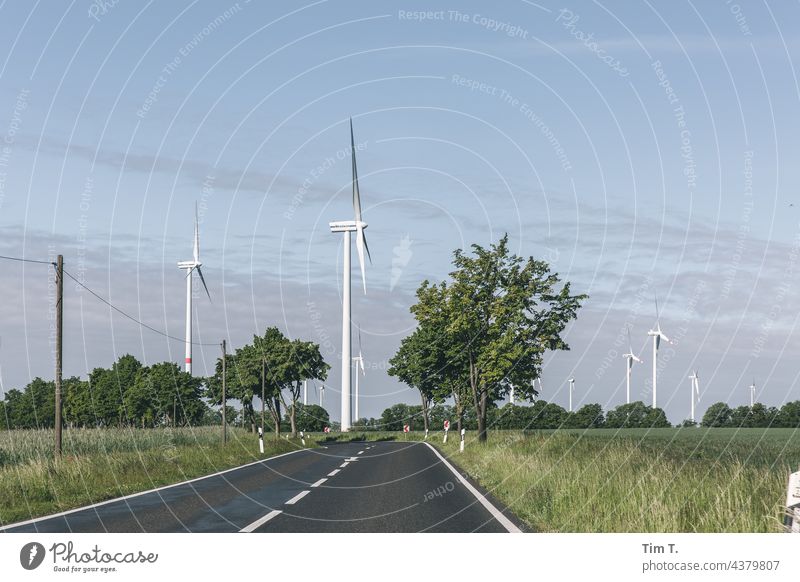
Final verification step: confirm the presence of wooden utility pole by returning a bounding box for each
[54,255,63,459]
[221,340,227,444]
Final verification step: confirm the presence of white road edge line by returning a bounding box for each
[0,448,308,532]
[340,462,349,468]
[311,478,327,488]
[240,509,282,533]
[327,469,340,477]
[285,490,311,505]
[423,442,522,533]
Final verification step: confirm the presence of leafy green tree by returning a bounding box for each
[564,403,605,429]
[277,340,329,437]
[63,377,92,427]
[777,401,800,427]
[408,235,586,441]
[701,402,732,427]
[605,401,669,428]
[291,403,330,432]
[125,363,203,427]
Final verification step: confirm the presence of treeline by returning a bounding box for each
[701,401,800,428]
[0,327,331,436]
[366,400,800,431]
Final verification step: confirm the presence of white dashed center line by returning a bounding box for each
[327,469,340,477]
[240,509,282,532]
[357,450,364,455]
[285,490,310,505]
[311,478,327,488]
[340,462,349,468]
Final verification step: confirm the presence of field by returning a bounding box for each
[0,427,310,526]
[431,427,800,532]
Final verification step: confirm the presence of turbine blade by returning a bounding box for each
[627,326,633,353]
[193,203,200,263]
[351,118,362,224]
[196,266,211,301]
[356,226,367,294]
[660,332,671,343]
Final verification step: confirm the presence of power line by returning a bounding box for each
[62,268,218,346]
[0,254,54,265]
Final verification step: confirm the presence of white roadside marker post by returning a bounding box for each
[460,428,465,453]
[424,428,429,440]
[258,426,264,454]
[300,431,306,447]
[443,419,450,443]
[786,467,800,532]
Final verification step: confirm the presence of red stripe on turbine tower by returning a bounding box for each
[186,358,192,363]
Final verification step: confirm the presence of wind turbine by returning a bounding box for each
[177,204,210,375]
[688,370,700,424]
[622,326,643,405]
[329,118,371,432]
[647,296,671,408]
[749,379,756,407]
[352,328,365,422]
[568,377,575,412]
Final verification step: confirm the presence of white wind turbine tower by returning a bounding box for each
[329,118,371,432]
[647,296,671,408]
[177,204,210,375]
[568,377,575,412]
[622,326,643,404]
[352,328,365,422]
[749,379,756,407]
[688,370,700,424]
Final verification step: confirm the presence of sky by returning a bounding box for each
[1,0,800,425]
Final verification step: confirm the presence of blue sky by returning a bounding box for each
[2,0,800,424]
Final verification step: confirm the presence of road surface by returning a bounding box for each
[1,440,522,533]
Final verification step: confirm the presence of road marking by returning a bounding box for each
[285,490,311,505]
[327,469,340,477]
[311,478,327,488]
[423,442,522,533]
[344,457,360,461]
[357,450,364,455]
[0,447,308,532]
[240,509,282,533]
[340,462,349,468]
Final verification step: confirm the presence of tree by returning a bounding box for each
[564,403,605,429]
[605,402,669,428]
[291,403,330,432]
[409,235,586,441]
[125,363,204,427]
[277,339,329,437]
[777,401,800,427]
[701,402,732,427]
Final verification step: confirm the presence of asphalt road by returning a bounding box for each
[1,440,521,533]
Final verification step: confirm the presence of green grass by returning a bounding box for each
[0,427,316,526]
[430,427,800,532]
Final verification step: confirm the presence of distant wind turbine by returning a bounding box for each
[749,379,756,407]
[568,377,575,412]
[622,326,643,405]
[647,296,671,408]
[329,118,371,432]
[689,370,700,424]
[177,204,210,375]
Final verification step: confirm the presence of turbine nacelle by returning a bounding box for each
[329,220,368,233]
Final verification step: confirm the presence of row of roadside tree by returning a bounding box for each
[0,326,331,437]
[360,400,800,431]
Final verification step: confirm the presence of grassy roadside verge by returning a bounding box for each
[0,427,314,525]
[426,429,799,532]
